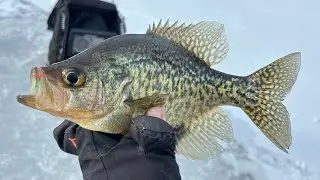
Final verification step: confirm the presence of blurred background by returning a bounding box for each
[0,0,319,179]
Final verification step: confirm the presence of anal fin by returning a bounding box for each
[175,107,233,160]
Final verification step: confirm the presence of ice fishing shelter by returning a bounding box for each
[47,0,126,64]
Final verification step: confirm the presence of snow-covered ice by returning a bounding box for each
[0,0,319,179]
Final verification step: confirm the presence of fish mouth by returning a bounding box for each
[30,67,46,95]
[17,67,100,122]
[17,67,53,110]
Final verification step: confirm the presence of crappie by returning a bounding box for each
[17,20,301,160]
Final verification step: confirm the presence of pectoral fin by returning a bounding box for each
[124,94,169,113]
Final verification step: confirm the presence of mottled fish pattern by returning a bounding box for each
[17,19,301,160]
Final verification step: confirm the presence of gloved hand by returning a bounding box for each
[53,112,181,180]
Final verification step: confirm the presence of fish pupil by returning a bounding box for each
[67,72,79,84]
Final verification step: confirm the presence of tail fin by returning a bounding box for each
[242,52,301,153]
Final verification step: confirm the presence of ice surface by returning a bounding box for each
[0,0,319,179]
[0,1,82,179]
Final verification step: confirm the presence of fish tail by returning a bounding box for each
[241,52,301,153]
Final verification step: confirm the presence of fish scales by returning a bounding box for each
[115,38,247,102]
[122,59,249,131]
[17,19,301,160]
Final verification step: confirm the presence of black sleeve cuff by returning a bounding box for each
[100,116,181,180]
[128,115,176,155]
[54,116,181,180]
[53,120,78,155]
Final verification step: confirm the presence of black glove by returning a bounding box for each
[53,116,182,180]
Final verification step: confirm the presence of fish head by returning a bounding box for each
[16,51,123,126]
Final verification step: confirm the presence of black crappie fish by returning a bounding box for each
[17,20,301,160]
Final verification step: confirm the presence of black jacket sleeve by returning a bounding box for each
[53,116,182,180]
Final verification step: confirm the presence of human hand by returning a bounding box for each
[145,106,165,120]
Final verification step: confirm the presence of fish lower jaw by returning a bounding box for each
[17,95,37,109]
[82,115,132,134]
[83,122,126,134]
[16,94,49,111]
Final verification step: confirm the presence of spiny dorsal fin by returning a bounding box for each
[146,19,229,67]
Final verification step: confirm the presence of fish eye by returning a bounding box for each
[62,68,86,87]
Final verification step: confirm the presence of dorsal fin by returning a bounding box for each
[146,19,229,67]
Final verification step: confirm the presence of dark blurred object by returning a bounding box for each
[53,117,182,180]
[47,0,126,64]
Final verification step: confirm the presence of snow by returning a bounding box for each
[0,1,83,179]
[0,0,319,179]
